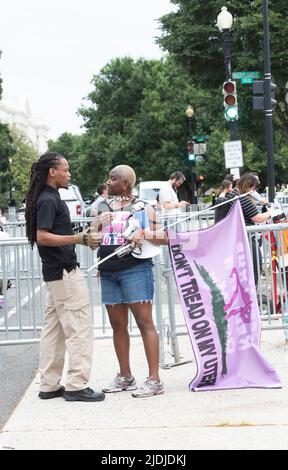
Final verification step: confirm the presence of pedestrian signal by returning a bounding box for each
[253,79,277,112]
[223,81,238,121]
[188,140,194,155]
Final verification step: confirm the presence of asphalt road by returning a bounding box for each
[0,343,39,430]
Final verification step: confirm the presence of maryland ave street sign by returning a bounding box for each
[232,71,262,79]
[232,71,263,85]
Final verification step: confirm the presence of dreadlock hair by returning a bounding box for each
[25,152,64,247]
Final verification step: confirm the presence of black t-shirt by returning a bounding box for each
[36,185,77,281]
[228,190,258,226]
[97,198,150,272]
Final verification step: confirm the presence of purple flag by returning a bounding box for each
[168,201,282,391]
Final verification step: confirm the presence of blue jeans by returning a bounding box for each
[100,261,154,305]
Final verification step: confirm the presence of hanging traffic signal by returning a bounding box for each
[253,79,277,111]
[187,140,195,162]
[223,81,238,121]
[188,140,194,154]
[253,80,265,110]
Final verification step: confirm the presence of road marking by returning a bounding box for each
[0,285,42,326]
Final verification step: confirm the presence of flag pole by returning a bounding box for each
[87,191,253,272]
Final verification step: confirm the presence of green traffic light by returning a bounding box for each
[224,106,238,121]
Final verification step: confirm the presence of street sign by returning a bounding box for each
[224,140,243,169]
[192,134,209,142]
[232,71,262,80]
[229,168,240,180]
[193,143,206,155]
[241,78,253,84]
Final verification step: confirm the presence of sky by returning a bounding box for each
[0,0,177,139]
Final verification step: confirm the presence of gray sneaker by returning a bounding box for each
[102,373,137,393]
[132,378,164,398]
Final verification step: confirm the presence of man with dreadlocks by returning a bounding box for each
[25,152,105,402]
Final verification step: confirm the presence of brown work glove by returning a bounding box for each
[73,230,101,250]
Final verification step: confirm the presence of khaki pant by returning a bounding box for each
[39,267,94,392]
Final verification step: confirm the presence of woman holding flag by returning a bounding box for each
[94,165,167,398]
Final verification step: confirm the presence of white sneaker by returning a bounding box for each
[132,378,164,398]
[102,373,137,393]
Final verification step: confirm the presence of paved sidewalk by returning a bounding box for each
[0,329,288,450]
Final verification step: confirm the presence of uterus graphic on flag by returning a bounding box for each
[168,201,282,391]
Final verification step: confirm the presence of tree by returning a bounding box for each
[78,56,219,195]
[157,0,288,186]
[8,127,38,207]
[157,1,288,91]
[0,123,14,210]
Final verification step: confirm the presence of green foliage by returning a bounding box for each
[78,57,217,195]
[9,127,38,207]
[157,0,288,187]
[34,1,288,195]
[0,123,14,210]
[0,125,39,209]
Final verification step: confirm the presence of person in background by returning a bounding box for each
[155,193,161,211]
[224,173,239,188]
[158,171,189,215]
[250,173,269,206]
[25,152,105,403]
[228,173,272,287]
[214,179,233,223]
[224,173,234,184]
[86,183,109,217]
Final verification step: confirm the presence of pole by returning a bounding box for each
[191,169,197,204]
[223,29,238,141]
[263,0,275,203]
[187,116,197,204]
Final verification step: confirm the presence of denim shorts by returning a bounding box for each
[100,261,154,305]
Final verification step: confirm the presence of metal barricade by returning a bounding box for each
[0,228,165,353]
[159,221,288,368]
[2,217,288,372]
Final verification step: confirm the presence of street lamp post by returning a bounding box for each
[185,105,197,204]
[217,6,238,141]
[263,0,275,202]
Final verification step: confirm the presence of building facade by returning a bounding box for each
[0,95,49,154]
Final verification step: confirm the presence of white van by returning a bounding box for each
[59,184,87,225]
[138,181,167,207]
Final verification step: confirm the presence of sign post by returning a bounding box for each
[224,140,243,172]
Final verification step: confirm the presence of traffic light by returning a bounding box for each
[253,79,277,111]
[188,140,194,154]
[223,81,238,121]
[252,80,265,110]
[187,140,195,163]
